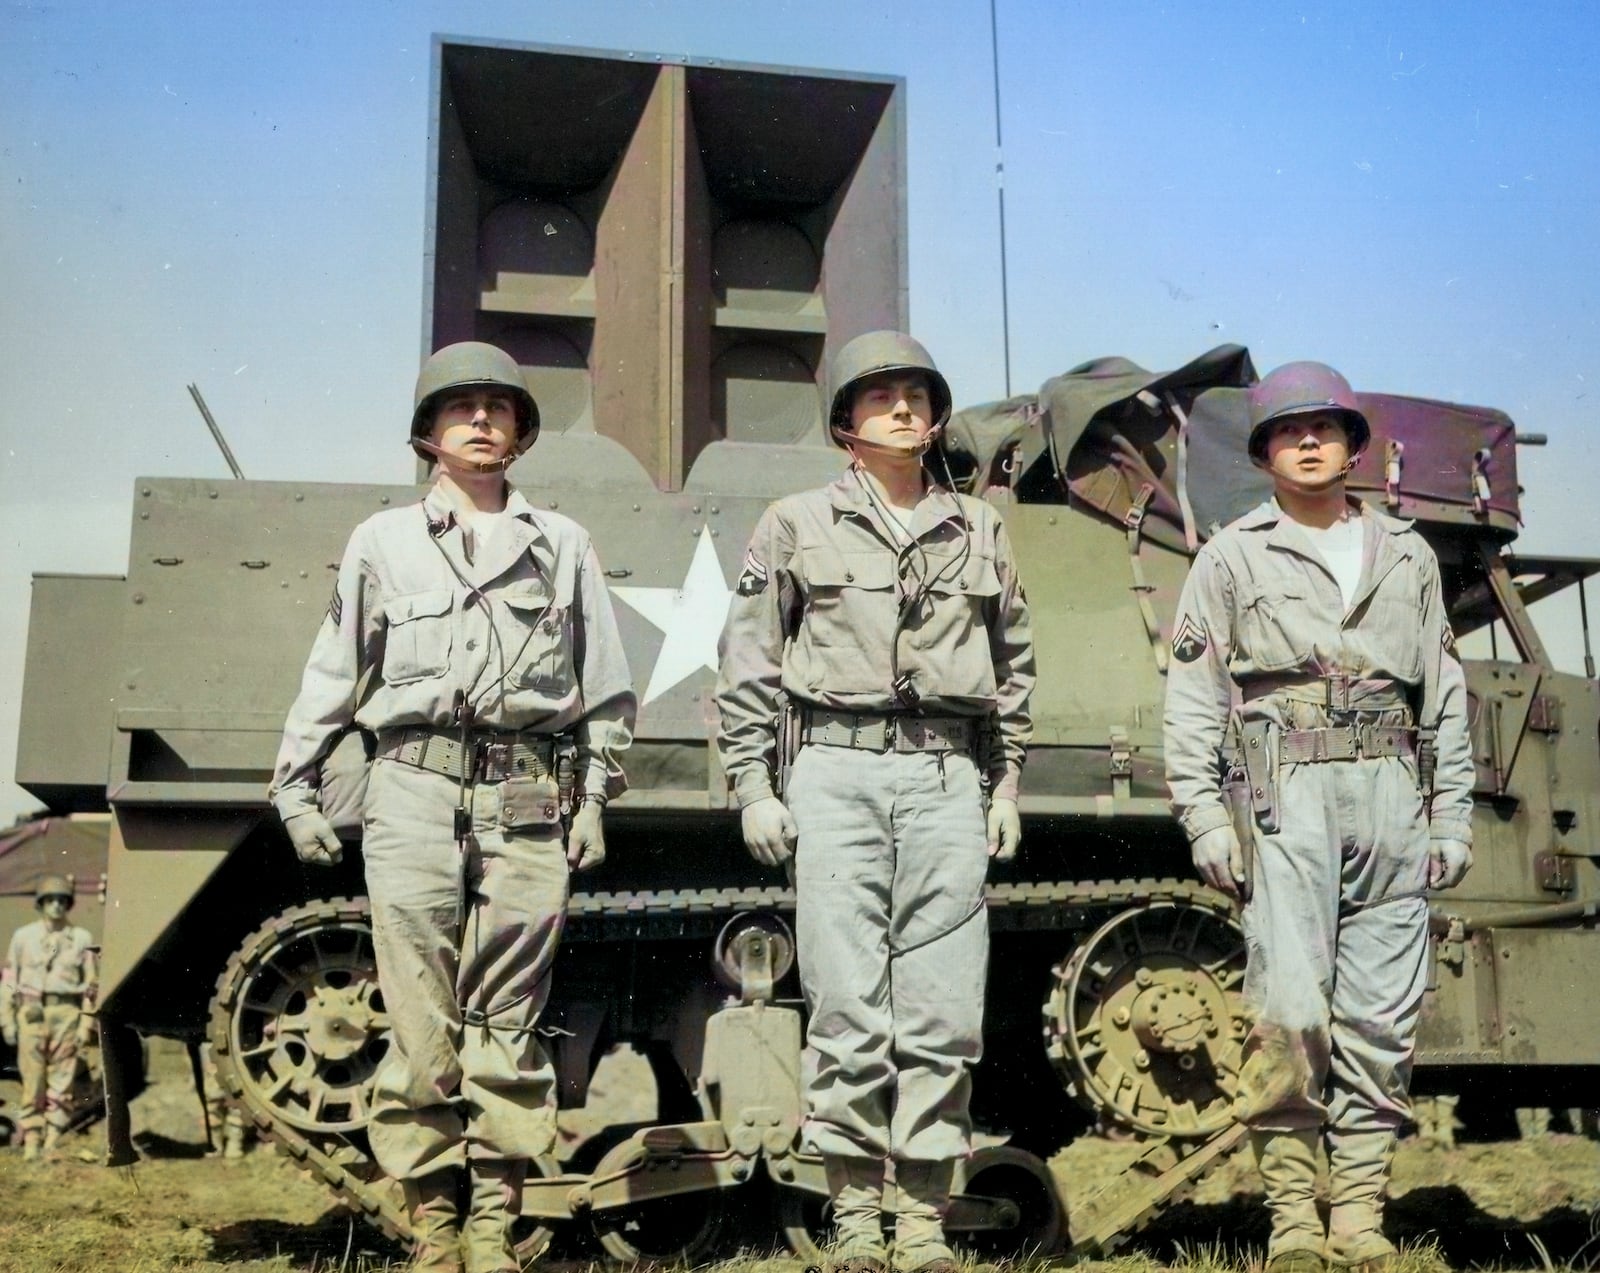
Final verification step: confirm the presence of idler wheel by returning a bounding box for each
[210,897,388,1135]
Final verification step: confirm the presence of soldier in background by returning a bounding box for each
[1,875,97,1162]
[1164,362,1474,1273]
[201,1041,251,1159]
[716,332,1035,1273]
[270,343,635,1273]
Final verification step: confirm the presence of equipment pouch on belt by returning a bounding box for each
[554,735,578,839]
[1221,766,1256,902]
[502,775,563,831]
[974,712,1000,814]
[774,694,802,801]
[1416,725,1437,821]
[1239,717,1280,834]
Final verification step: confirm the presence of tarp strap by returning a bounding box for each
[1165,391,1200,551]
[1385,440,1404,508]
[1472,447,1492,515]
[1124,482,1170,674]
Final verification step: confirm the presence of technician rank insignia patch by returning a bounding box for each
[737,550,769,596]
[1171,613,1208,663]
[1442,625,1457,657]
[328,582,343,627]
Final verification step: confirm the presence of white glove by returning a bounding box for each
[283,810,343,866]
[986,798,1022,863]
[1429,838,1472,890]
[566,800,607,872]
[741,796,797,866]
[1191,825,1247,899]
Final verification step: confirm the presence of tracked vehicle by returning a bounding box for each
[14,37,1598,1260]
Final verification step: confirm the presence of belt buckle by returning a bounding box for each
[481,740,512,781]
[1325,674,1353,713]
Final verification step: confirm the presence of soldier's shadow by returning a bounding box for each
[130,1131,210,1160]
[1123,1188,1598,1269]
[1387,1184,1599,1269]
[207,1207,403,1264]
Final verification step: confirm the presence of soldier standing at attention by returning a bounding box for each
[716,331,1035,1273]
[1,875,97,1162]
[270,342,636,1273]
[1163,362,1474,1273]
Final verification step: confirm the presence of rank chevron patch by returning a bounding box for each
[1171,613,1208,663]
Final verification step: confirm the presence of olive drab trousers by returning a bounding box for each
[362,757,570,1180]
[17,1001,82,1136]
[790,743,990,1162]
[1234,745,1432,1135]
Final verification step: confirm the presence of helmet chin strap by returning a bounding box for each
[830,423,943,459]
[410,437,519,474]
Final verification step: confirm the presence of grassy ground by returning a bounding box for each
[1,1040,1595,1272]
[2,1135,1595,1273]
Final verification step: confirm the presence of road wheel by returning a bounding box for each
[588,1136,725,1264]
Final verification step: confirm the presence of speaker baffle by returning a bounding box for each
[479,198,596,314]
[712,340,821,446]
[487,320,594,436]
[712,217,821,321]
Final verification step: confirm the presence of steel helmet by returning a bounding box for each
[34,875,73,907]
[1247,361,1370,464]
[827,330,953,442]
[410,341,540,453]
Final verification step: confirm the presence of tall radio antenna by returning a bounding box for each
[989,0,1013,396]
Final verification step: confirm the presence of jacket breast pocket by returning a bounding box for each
[1240,587,1312,673]
[1360,577,1425,680]
[914,551,1003,695]
[384,588,454,684]
[796,547,895,647]
[924,550,1003,606]
[504,587,573,693]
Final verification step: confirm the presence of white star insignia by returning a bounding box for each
[611,526,733,705]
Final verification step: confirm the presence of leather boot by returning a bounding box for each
[1251,1129,1325,1272]
[402,1170,464,1273]
[1324,1128,1398,1271]
[41,1126,63,1161]
[823,1154,889,1273]
[21,1129,42,1162]
[890,1159,959,1273]
[462,1160,524,1273]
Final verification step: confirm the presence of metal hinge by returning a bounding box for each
[1109,726,1133,801]
[1528,695,1563,734]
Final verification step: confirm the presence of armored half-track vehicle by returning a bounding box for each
[15,37,1599,1261]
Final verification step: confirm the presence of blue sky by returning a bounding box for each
[3,0,1597,822]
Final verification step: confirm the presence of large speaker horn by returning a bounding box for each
[425,40,905,490]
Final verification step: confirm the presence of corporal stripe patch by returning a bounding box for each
[1171,612,1208,663]
[328,581,344,626]
[737,549,769,597]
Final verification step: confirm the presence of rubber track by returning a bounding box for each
[208,880,1243,1253]
[208,897,411,1245]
